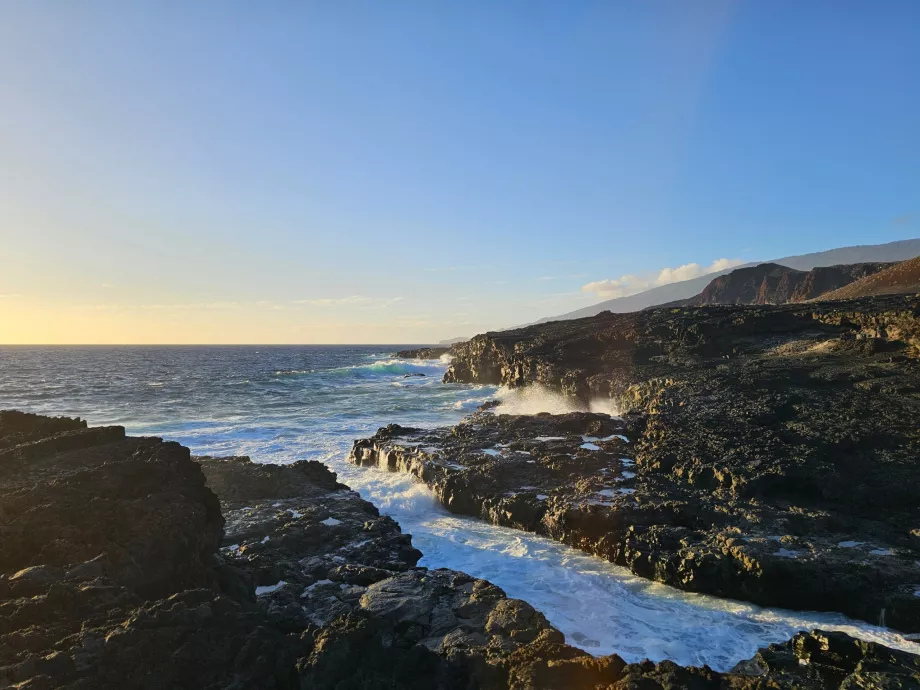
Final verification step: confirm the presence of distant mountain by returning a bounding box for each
[438,336,468,345]
[667,262,893,307]
[531,238,920,324]
[817,256,920,300]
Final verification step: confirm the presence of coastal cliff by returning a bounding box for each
[4,411,919,687]
[354,296,920,631]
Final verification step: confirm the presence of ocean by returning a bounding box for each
[1,345,917,669]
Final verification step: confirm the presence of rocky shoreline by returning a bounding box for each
[356,296,920,634]
[4,410,920,687]
[395,347,452,360]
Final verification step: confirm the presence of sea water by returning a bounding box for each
[1,345,917,670]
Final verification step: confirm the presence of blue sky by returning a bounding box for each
[0,1,917,343]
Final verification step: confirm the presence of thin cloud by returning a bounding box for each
[582,258,744,300]
[422,264,492,273]
[892,214,913,226]
[72,300,285,311]
[294,295,404,308]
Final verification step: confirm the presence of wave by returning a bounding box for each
[326,359,448,378]
[485,385,620,417]
[450,395,492,411]
[491,385,585,415]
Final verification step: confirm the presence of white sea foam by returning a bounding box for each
[256,581,285,595]
[493,385,584,415]
[332,461,920,670]
[491,384,621,417]
[16,346,918,672]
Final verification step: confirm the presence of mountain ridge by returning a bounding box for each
[528,238,920,325]
[663,261,894,307]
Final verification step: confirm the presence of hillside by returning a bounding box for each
[818,256,920,300]
[530,238,920,324]
[670,261,892,306]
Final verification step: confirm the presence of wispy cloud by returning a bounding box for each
[422,264,492,273]
[581,258,743,300]
[71,300,286,311]
[892,213,913,226]
[293,295,404,308]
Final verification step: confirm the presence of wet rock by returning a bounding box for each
[395,347,451,359]
[4,411,918,689]
[365,296,920,631]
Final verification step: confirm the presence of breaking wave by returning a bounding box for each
[6,345,917,671]
[490,384,620,417]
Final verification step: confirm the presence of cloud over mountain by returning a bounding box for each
[581,258,744,299]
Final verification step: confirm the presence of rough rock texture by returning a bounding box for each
[396,347,452,359]
[4,411,919,689]
[0,412,295,689]
[435,296,920,631]
[668,262,894,307]
[194,455,605,689]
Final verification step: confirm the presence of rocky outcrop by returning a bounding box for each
[436,296,920,631]
[395,347,451,359]
[351,409,920,632]
[4,411,919,689]
[668,262,894,307]
[0,412,293,689]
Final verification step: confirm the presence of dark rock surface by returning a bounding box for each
[665,261,894,307]
[351,409,920,633]
[433,296,920,631]
[4,411,919,689]
[396,347,451,359]
[0,412,292,689]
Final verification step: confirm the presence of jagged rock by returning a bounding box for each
[3,412,918,689]
[433,297,920,631]
[395,347,451,359]
[350,408,920,631]
[0,414,294,689]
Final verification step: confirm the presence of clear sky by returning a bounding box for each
[1,1,917,344]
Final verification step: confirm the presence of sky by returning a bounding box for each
[0,1,917,344]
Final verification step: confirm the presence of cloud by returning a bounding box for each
[422,264,492,273]
[581,258,744,300]
[294,295,403,308]
[892,214,913,226]
[71,300,286,312]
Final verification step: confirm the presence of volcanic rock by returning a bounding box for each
[432,296,920,631]
[396,347,451,359]
[4,411,919,689]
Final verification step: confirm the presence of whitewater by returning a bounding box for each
[0,344,917,670]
